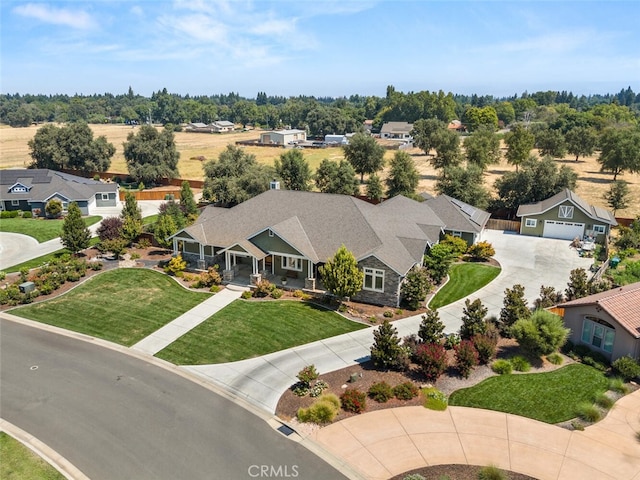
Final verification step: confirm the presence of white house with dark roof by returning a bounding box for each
[559,282,640,362]
[380,122,413,141]
[169,189,445,306]
[516,189,617,241]
[0,169,118,217]
[259,129,307,146]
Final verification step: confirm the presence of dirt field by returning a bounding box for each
[1,124,639,218]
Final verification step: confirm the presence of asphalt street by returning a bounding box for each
[0,319,348,480]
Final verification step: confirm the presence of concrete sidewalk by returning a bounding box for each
[132,286,246,355]
[311,390,640,480]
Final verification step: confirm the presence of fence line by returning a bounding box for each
[119,190,181,201]
[486,219,521,232]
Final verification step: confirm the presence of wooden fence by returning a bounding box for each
[486,218,521,232]
[119,190,181,201]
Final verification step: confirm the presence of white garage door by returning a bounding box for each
[543,220,585,240]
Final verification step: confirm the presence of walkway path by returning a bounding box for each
[132,286,246,355]
[311,390,640,480]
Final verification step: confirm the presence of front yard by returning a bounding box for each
[428,262,501,309]
[0,216,102,242]
[155,300,367,364]
[10,268,210,346]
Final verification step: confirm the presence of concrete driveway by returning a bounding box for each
[184,229,596,414]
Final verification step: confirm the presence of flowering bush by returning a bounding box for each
[297,365,319,385]
[340,388,367,413]
[414,342,448,381]
[309,380,328,397]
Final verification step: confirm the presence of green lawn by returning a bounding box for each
[448,364,608,423]
[428,262,501,309]
[0,216,102,242]
[156,300,367,365]
[3,237,101,273]
[10,269,210,346]
[143,213,159,225]
[0,432,65,480]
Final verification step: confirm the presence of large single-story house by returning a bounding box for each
[169,189,445,306]
[185,121,236,133]
[211,121,235,133]
[0,169,118,217]
[380,122,413,141]
[259,129,307,146]
[559,282,640,362]
[422,193,490,246]
[516,189,617,241]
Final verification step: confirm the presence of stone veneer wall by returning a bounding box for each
[352,256,401,307]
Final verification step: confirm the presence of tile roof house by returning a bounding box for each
[169,190,445,306]
[516,189,617,241]
[0,169,118,217]
[559,282,640,362]
[422,193,490,246]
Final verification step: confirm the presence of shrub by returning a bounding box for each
[291,382,310,397]
[414,342,448,381]
[612,356,640,381]
[367,382,394,403]
[340,388,367,413]
[297,365,319,385]
[137,238,152,249]
[576,403,601,422]
[608,377,630,394]
[89,262,103,271]
[131,252,141,260]
[292,289,310,300]
[393,382,419,400]
[241,290,253,299]
[297,399,338,424]
[383,310,394,318]
[270,288,284,299]
[491,359,513,375]
[444,333,460,350]
[546,353,563,365]
[309,379,329,397]
[402,475,426,480]
[97,216,123,241]
[510,309,568,356]
[0,271,6,281]
[440,234,468,258]
[45,199,63,218]
[19,266,30,282]
[318,393,341,410]
[595,392,614,409]
[472,334,497,364]
[477,465,507,480]
[510,355,531,372]
[253,279,273,297]
[422,387,448,411]
[467,241,495,261]
[402,334,420,361]
[22,211,32,218]
[455,340,479,378]
[400,266,431,310]
[582,352,609,371]
[164,255,187,275]
[210,285,220,293]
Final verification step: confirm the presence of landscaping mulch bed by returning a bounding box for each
[390,464,538,480]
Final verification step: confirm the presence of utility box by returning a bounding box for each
[19,281,35,294]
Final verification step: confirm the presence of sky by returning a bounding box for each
[1,0,639,99]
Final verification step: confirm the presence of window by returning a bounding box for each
[581,317,615,353]
[525,218,537,228]
[282,256,302,271]
[363,267,385,292]
[100,193,110,201]
[11,200,19,206]
[62,202,69,211]
[451,231,462,238]
[559,205,574,219]
[593,225,606,234]
[11,186,26,193]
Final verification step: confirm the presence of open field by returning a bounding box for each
[2,123,639,217]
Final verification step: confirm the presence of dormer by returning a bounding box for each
[8,182,32,194]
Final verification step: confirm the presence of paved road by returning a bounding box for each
[0,319,350,480]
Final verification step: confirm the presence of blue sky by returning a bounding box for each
[2,1,639,98]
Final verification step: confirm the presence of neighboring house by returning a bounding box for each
[0,169,118,217]
[185,122,212,132]
[259,129,307,146]
[363,120,374,133]
[516,189,617,241]
[211,121,235,133]
[324,134,348,145]
[447,120,467,132]
[169,189,444,306]
[422,193,490,246]
[559,282,640,362]
[380,122,413,140]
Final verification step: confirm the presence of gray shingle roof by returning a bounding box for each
[423,195,490,234]
[179,190,445,275]
[0,169,117,203]
[516,189,617,225]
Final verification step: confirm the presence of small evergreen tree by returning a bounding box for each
[604,180,630,214]
[366,174,384,201]
[499,284,530,334]
[534,285,564,309]
[318,245,364,301]
[400,266,431,310]
[423,243,456,284]
[61,202,91,254]
[179,180,198,216]
[120,192,143,243]
[418,309,445,344]
[45,198,63,218]
[370,319,408,371]
[459,298,488,340]
[565,268,589,300]
[154,214,177,249]
[510,309,569,357]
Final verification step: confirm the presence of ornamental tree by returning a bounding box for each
[400,266,431,310]
[459,298,488,340]
[510,309,569,357]
[61,202,91,254]
[370,319,409,371]
[318,245,364,301]
[499,284,530,333]
[418,309,445,344]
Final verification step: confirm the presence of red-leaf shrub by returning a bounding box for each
[414,342,448,381]
[454,340,479,378]
[472,334,497,364]
[340,388,367,413]
[393,382,419,400]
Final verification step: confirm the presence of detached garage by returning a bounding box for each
[516,189,616,242]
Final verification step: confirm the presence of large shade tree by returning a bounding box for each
[385,150,419,198]
[463,125,501,171]
[598,127,640,180]
[314,159,359,195]
[123,125,180,185]
[342,132,385,182]
[274,149,312,191]
[504,124,535,172]
[565,126,598,162]
[411,118,448,156]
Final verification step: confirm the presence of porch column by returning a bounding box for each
[225,251,231,270]
[199,243,204,260]
[307,260,313,278]
[252,257,258,274]
[173,238,179,256]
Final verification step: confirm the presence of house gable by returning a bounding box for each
[7,182,32,193]
[251,228,304,257]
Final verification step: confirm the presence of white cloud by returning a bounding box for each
[130,5,144,17]
[13,3,97,30]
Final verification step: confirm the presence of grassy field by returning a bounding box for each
[10,269,210,346]
[0,216,102,242]
[2,123,639,217]
[0,432,65,480]
[428,262,501,309]
[448,364,608,423]
[155,300,367,365]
